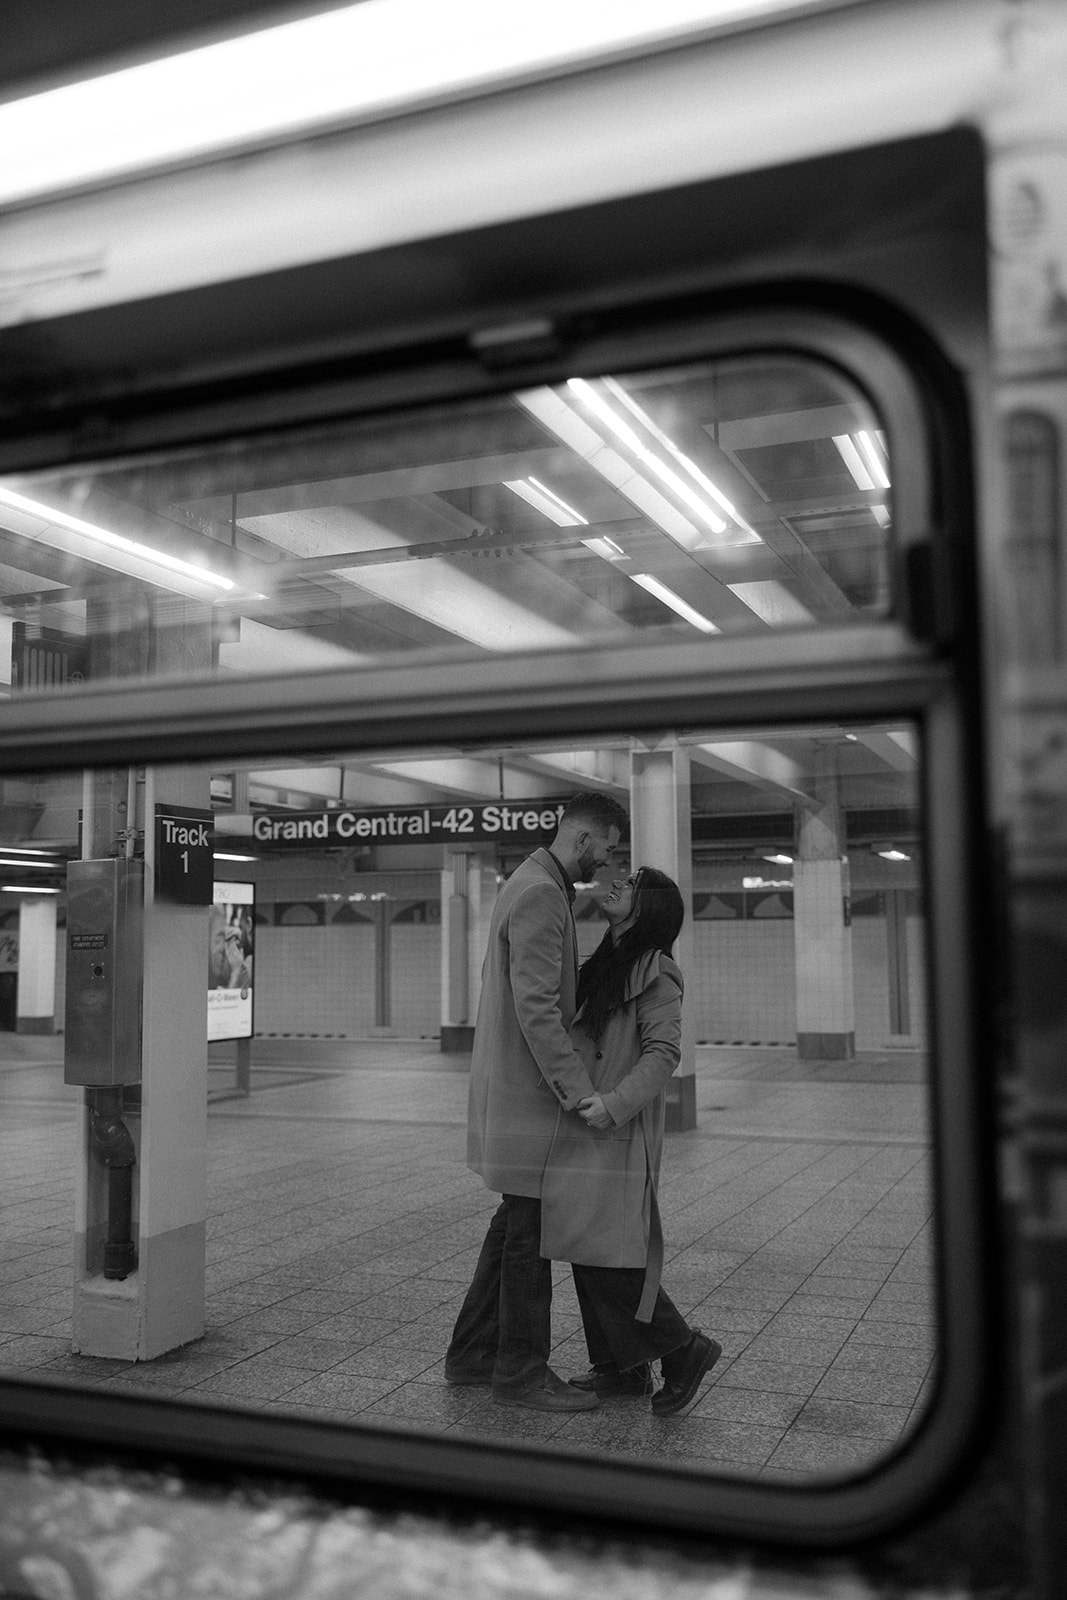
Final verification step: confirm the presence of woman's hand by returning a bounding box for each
[577,1094,613,1131]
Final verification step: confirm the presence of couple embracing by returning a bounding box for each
[445,792,721,1417]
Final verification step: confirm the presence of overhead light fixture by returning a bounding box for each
[2,885,61,894]
[630,573,719,633]
[0,845,60,856]
[875,846,911,861]
[0,858,60,870]
[503,478,588,526]
[855,430,890,489]
[582,534,628,563]
[568,378,730,537]
[0,0,810,207]
[0,485,236,599]
[600,376,760,539]
[214,852,258,862]
[516,386,712,554]
[832,432,891,493]
[763,852,794,865]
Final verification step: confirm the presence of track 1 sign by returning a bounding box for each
[155,804,213,905]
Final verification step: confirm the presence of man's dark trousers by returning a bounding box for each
[445,1194,551,1394]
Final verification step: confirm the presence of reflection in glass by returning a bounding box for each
[0,721,934,1483]
[0,357,892,694]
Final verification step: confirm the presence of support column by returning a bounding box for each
[138,762,210,1358]
[794,744,855,1060]
[371,901,395,1037]
[630,739,696,1131]
[71,592,211,1361]
[15,894,57,1033]
[440,848,484,1053]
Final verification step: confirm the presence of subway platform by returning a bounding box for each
[0,1037,934,1485]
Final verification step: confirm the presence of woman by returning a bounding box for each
[540,867,722,1418]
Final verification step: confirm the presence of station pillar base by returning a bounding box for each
[441,1025,475,1053]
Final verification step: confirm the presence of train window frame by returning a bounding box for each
[0,286,992,1545]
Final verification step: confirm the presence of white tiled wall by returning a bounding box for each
[245,911,927,1047]
[254,925,378,1036]
[690,922,797,1043]
[393,925,442,1036]
[37,849,928,1051]
[852,919,891,1045]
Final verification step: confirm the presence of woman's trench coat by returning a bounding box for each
[540,949,683,1321]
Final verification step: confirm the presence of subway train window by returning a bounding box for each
[0,710,969,1521]
[0,352,896,694]
[0,322,983,1543]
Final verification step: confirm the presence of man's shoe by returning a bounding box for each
[651,1331,722,1418]
[569,1362,653,1398]
[494,1367,600,1412]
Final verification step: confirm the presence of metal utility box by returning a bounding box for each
[64,858,144,1086]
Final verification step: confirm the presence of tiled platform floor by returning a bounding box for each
[0,1038,936,1484]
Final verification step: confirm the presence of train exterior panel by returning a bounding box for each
[0,1,1065,1596]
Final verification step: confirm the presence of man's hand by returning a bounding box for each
[577,1093,612,1131]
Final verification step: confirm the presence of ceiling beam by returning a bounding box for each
[512,747,630,794]
[855,729,918,770]
[368,756,560,800]
[690,740,818,810]
[186,449,574,519]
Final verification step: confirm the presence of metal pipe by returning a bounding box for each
[125,767,136,858]
[89,1103,137,1281]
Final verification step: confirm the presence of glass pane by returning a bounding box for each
[0,716,935,1484]
[0,356,893,695]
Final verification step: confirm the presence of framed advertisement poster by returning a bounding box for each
[207,881,254,1042]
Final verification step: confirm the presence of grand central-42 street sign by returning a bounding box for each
[248,800,570,849]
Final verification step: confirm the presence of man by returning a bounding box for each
[445,790,628,1411]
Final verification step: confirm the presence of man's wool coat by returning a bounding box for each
[466,848,596,1197]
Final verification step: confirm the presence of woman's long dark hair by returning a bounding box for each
[576,866,685,1042]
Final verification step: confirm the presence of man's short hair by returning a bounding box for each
[558,791,628,836]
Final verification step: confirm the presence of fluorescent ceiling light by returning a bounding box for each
[0,485,236,599]
[0,846,58,856]
[0,0,813,207]
[582,535,628,563]
[763,853,794,865]
[871,505,891,529]
[630,573,719,633]
[833,433,891,494]
[876,847,911,861]
[727,580,814,626]
[214,852,258,862]
[855,430,890,490]
[568,379,730,537]
[516,387,714,554]
[503,478,588,526]
[0,858,59,869]
[600,377,760,540]
[2,885,61,894]
[832,435,875,491]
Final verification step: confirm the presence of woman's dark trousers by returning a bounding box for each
[571,1262,690,1372]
